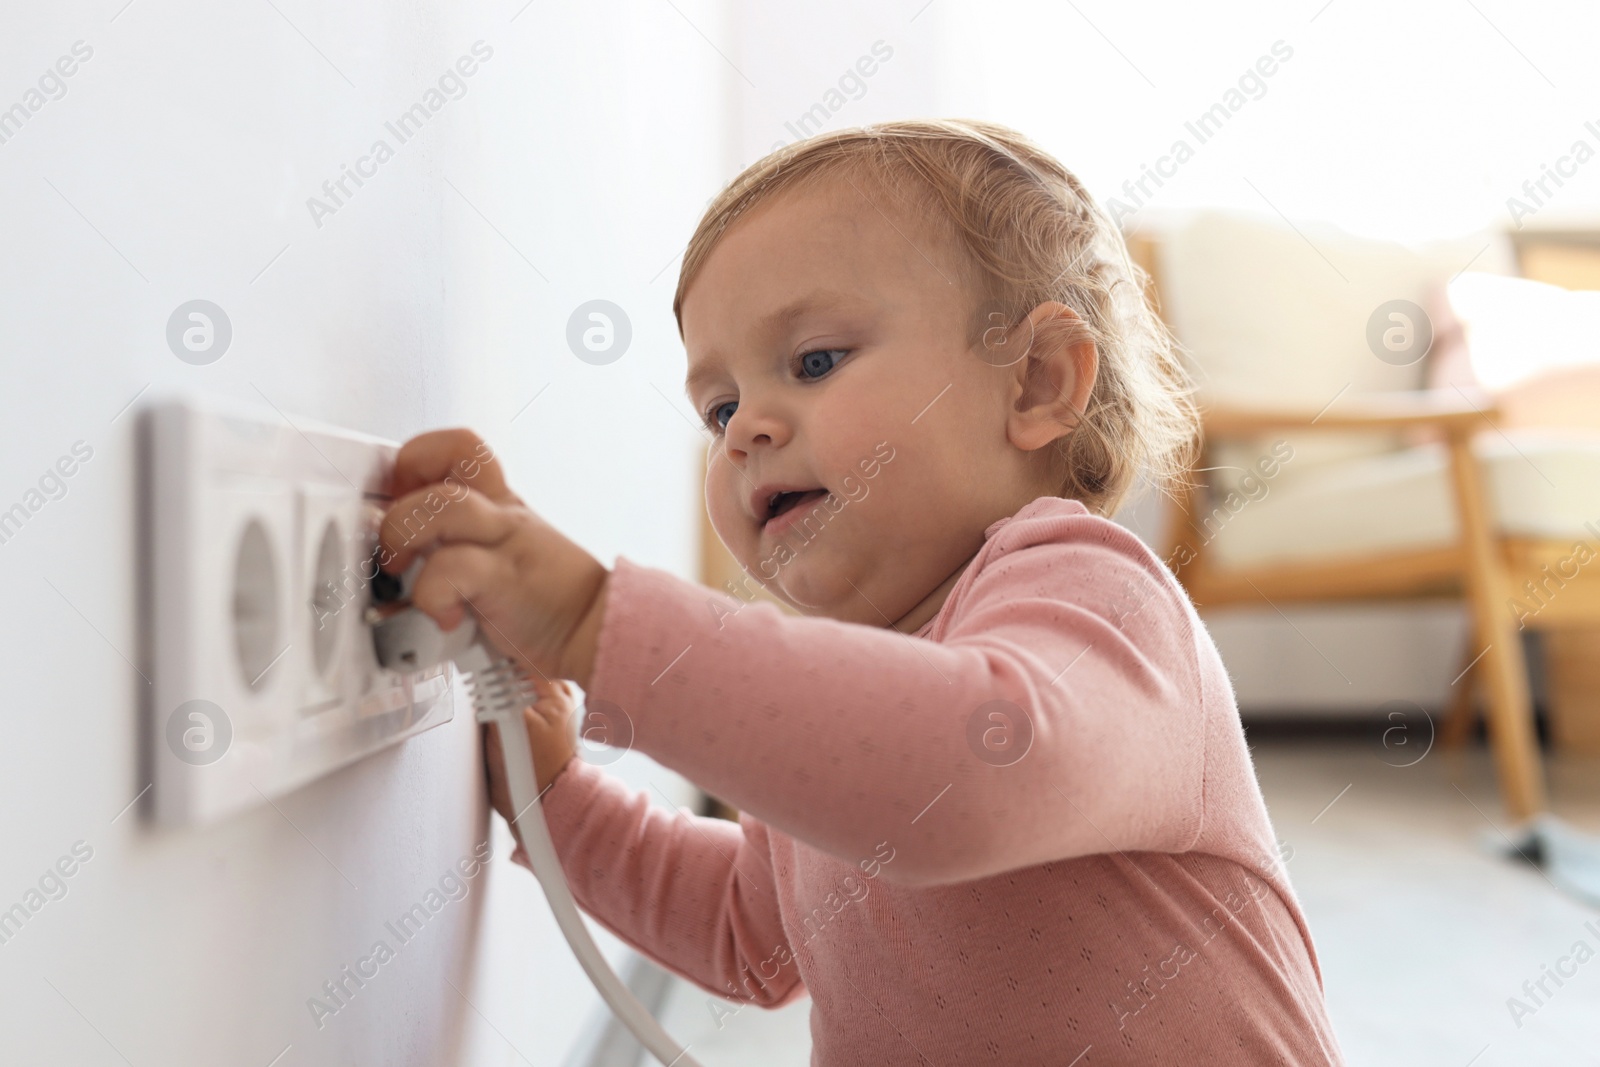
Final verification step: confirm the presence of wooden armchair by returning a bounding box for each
[1128,216,1600,822]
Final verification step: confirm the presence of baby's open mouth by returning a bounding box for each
[766,488,828,525]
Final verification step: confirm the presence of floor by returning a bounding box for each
[647,736,1600,1066]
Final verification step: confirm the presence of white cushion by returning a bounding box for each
[1201,428,1600,569]
[1154,210,1516,494]
[1445,272,1600,391]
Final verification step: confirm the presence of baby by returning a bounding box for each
[379,118,1345,1065]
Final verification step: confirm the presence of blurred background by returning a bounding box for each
[2,0,1598,1064]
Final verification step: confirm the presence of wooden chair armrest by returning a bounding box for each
[1201,388,1501,437]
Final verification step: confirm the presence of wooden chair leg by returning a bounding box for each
[1439,641,1480,750]
[1445,431,1547,819]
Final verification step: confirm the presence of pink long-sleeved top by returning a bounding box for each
[538,495,1346,1065]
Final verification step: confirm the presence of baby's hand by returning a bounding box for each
[482,672,581,870]
[377,428,610,685]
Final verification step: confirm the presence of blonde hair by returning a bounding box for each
[672,118,1200,519]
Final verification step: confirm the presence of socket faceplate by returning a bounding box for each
[143,394,454,826]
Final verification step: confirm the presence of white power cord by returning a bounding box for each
[370,601,702,1067]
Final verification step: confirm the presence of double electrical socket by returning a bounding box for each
[141,393,454,826]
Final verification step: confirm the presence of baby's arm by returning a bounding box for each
[530,750,805,1009]
[581,520,1209,890]
[475,627,803,1006]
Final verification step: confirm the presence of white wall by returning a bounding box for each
[938,0,1600,241]
[0,1,723,1063]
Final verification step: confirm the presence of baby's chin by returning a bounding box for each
[765,553,864,617]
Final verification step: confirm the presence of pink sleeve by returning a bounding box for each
[537,754,806,1006]
[587,518,1208,888]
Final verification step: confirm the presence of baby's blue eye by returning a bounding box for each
[798,347,847,379]
[702,348,849,436]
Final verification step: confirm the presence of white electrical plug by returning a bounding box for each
[365,562,703,1067]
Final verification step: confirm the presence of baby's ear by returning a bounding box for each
[1006,301,1098,453]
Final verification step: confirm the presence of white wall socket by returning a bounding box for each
[141,393,455,826]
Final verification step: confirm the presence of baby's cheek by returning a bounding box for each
[705,472,753,557]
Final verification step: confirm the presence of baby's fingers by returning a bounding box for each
[525,672,571,721]
[388,428,515,503]
[405,542,509,634]
[379,487,519,577]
